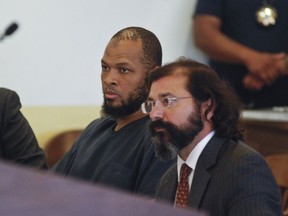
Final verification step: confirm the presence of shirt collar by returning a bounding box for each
[177,131,215,175]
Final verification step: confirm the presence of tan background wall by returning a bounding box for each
[22,106,101,148]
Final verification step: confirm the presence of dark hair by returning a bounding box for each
[111,26,162,69]
[148,57,245,141]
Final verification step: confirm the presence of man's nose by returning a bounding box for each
[103,70,118,85]
[149,104,164,121]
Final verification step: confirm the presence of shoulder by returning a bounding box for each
[210,135,263,160]
[215,139,275,183]
[0,88,20,105]
[0,88,21,120]
[84,116,115,131]
[219,139,268,171]
[201,136,267,173]
[73,116,115,141]
[227,140,264,163]
[194,0,224,18]
[0,88,10,97]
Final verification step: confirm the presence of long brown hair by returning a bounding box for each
[148,58,245,141]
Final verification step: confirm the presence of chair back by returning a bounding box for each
[44,129,82,168]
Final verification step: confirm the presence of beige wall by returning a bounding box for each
[1,0,201,106]
[22,106,101,148]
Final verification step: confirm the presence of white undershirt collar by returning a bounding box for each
[177,131,215,187]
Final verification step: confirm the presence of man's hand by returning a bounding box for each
[245,52,285,84]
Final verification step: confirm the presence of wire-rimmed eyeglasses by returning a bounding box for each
[141,96,192,114]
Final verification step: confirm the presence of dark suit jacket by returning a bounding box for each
[155,135,282,216]
[0,88,47,169]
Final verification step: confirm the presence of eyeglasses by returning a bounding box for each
[141,96,192,114]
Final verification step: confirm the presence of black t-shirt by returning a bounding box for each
[52,116,175,197]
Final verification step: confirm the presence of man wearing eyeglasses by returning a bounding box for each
[142,58,281,215]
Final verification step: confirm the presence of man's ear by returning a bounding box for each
[202,98,214,121]
[148,66,160,75]
[145,66,160,88]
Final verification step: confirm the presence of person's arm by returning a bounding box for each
[226,152,282,215]
[1,89,47,169]
[193,15,285,87]
[194,15,253,63]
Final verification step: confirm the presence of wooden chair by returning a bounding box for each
[44,129,83,168]
[265,154,288,215]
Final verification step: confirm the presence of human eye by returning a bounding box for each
[142,100,155,113]
[101,64,109,72]
[161,97,171,108]
[119,67,130,74]
[161,97,176,108]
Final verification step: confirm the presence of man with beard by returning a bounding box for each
[141,58,282,215]
[51,27,175,197]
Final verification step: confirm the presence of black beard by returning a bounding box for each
[101,85,148,119]
[149,111,203,161]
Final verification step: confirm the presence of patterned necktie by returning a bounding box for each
[175,163,192,208]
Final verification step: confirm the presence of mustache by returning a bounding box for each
[150,120,164,131]
[149,120,174,134]
[103,86,121,96]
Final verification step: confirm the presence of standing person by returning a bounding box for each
[51,27,175,197]
[141,58,281,215]
[193,0,288,109]
[0,88,47,169]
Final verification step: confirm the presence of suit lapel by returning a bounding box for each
[188,135,225,207]
[156,164,178,203]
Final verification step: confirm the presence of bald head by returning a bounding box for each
[111,27,162,70]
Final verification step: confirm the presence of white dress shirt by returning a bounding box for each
[177,131,215,191]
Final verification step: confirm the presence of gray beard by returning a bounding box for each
[151,136,178,161]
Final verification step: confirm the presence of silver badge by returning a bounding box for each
[256,5,277,27]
